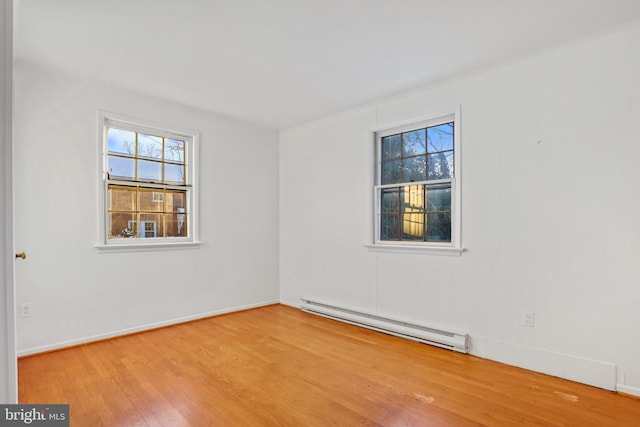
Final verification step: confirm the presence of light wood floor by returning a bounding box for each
[18,304,640,426]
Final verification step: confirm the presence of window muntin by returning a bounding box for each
[101,117,194,244]
[375,118,456,245]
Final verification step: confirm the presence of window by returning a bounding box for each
[373,112,460,252]
[98,114,198,247]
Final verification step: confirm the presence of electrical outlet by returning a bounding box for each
[522,311,534,327]
[21,303,33,318]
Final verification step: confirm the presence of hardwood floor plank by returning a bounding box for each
[18,304,640,426]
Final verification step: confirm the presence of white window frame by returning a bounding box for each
[141,220,157,238]
[367,108,462,256]
[96,111,200,252]
[151,191,164,203]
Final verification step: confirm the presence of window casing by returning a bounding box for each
[98,114,198,247]
[373,112,460,251]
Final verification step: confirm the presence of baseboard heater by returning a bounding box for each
[300,299,468,353]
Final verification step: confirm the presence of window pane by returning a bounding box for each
[426,186,451,212]
[426,212,451,241]
[165,139,185,163]
[108,156,135,180]
[380,214,399,240]
[382,160,401,184]
[139,189,164,212]
[381,134,401,160]
[166,213,187,237]
[109,212,136,239]
[166,190,186,213]
[402,129,426,156]
[138,134,163,160]
[139,213,164,238]
[402,156,426,182]
[107,128,136,156]
[138,160,162,182]
[108,186,136,211]
[381,188,399,213]
[164,164,185,184]
[427,123,454,152]
[402,212,425,240]
[401,185,425,213]
[427,151,454,180]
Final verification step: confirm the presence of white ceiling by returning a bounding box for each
[14,0,640,129]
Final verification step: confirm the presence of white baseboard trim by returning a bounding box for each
[17,299,279,357]
[279,298,301,308]
[470,335,616,391]
[616,383,640,397]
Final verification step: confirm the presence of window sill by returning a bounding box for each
[95,241,202,253]
[365,244,464,256]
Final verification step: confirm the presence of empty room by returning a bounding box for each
[2,0,640,425]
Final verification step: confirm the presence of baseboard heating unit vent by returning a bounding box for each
[300,299,468,353]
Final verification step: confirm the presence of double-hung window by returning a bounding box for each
[98,114,198,247]
[373,112,461,252]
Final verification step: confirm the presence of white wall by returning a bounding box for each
[280,22,640,393]
[1,0,17,404]
[13,61,280,354]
